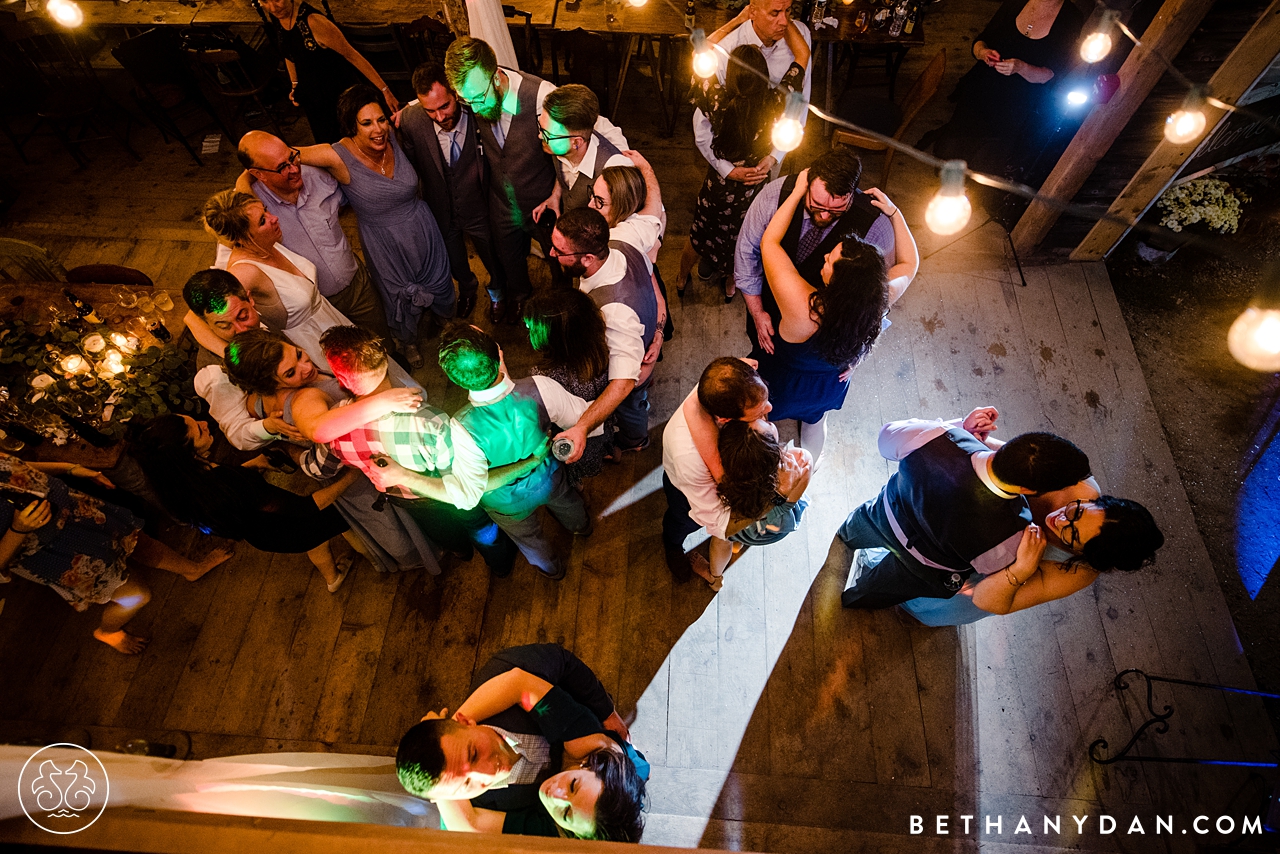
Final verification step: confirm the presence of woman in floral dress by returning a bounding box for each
[0,454,229,653]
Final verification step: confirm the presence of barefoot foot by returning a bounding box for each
[185,547,233,582]
[689,552,723,591]
[94,629,149,654]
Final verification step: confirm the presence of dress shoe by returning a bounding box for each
[538,560,567,581]
[504,298,526,324]
[488,299,506,324]
[457,290,477,318]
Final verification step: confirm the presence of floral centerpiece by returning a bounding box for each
[1156,176,1250,234]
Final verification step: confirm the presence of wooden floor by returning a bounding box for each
[2,18,1277,851]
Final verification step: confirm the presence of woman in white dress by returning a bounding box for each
[192,189,352,366]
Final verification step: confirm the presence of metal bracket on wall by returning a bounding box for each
[1089,668,1280,766]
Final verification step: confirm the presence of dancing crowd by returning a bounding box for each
[1,0,1164,843]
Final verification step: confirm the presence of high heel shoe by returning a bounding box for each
[677,272,690,299]
[723,277,737,303]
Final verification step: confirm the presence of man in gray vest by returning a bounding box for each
[398,63,502,321]
[435,323,594,580]
[547,208,657,462]
[230,131,390,340]
[839,409,1091,609]
[444,37,627,322]
[539,84,633,214]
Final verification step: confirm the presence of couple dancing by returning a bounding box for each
[841,407,1166,625]
[397,644,647,842]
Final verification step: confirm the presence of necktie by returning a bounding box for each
[796,220,828,264]
[449,131,461,166]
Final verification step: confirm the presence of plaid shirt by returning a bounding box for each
[326,401,483,505]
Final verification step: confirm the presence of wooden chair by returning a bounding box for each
[65,265,155,288]
[342,23,414,104]
[550,28,613,117]
[1,20,140,168]
[831,49,946,189]
[0,238,68,283]
[397,14,456,72]
[185,45,288,138]
[503,5,542,73]
[113,28,231,166]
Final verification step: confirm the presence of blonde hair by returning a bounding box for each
[202,189,260,246]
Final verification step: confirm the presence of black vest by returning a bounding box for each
[558,131,623,213]
[877,427,1031,573]
[475,69,557,231]
[585,241,658,349]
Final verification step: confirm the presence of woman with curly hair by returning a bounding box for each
[758,168,919,465]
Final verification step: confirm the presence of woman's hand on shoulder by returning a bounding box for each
[370,386,424,416]
[1016,523,1047,566]
[863,187,899,220]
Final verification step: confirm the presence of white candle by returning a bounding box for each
[81,333,106,353]
[60,354,88,374]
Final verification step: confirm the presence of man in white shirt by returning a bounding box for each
[536,84,634,215]
[693,0,812,182]
[662,358,773,580]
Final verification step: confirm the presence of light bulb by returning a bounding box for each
[46,0,84,27]
[1228,307,1280,372]
[1079,31,1112,63]
[1164,108,1206,144]
[772,117,803,152]
[925,160,971,235]
[627,0,647,7]
[1066,89,1088,107]
[693,48,718,78]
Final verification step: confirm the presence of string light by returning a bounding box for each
[1079,10,1117,63]
[771,91,806,153]
[627,0,648,7]
[691,29,718,79]
[1165,88,1208,144]
[924,160,972,235]
[45,0,84,27]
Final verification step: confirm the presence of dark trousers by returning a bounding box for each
[837,500,968,609]
[490,222,535,302]
[392,494,517,575]
[614,378,651,450]
[445,219,503,303]
[661,473,700,582]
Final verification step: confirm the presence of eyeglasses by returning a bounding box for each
[589,192,609,209]
[459,76,496,108]
[1060,499,1086,550]
[251,147,301,175]
[806,189,852,216]
[548,244,589,259]
[539,127,582,145]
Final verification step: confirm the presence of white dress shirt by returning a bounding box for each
[436,109,470,165]
[578,250,647,382]
[663,389,731,540]
[877,418,1013,499]
[556,134,634,190]
[495,69,629,151]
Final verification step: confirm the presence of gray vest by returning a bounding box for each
[400,104,487,234]
[475,69,557,231]
[558,131,622,213]
[585,241,657,347]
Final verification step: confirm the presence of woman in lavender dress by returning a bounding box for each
[299,84,452,368]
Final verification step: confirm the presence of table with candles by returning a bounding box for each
[0,283,190,468]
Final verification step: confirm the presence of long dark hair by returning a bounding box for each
[711,45,776,164]
[580,745,646,843]
[809,237,889,368]
[1075,495,1164,573]
[129,415,245,537]
[716,420,782,519]
[523,290,610,385]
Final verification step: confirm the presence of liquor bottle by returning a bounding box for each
[684,0,695,29]
[903,0,919,33]
[811,0,827,27]
[63,289,102,324]
[147,318,173,343]
[888,0,908,36]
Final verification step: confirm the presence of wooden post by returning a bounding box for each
[1071,1,1280,260]
[1009,0,1217,255]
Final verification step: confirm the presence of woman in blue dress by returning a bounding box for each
[299,84,452,369]
[759,169,918,466]
[899,477,1165,627]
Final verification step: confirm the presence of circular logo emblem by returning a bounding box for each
[17,744,109,834]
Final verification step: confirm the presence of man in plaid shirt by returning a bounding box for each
[319,325,518,576]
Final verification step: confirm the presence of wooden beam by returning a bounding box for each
[1071,0,1280,260]
[1009,0,1217,255]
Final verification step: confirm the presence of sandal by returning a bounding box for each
[690,552,724,591]
[402,343,424,371]
[327,554,355,593]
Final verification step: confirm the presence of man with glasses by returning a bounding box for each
[443,37,627,322]
[545,208,657,459]
[733,147,898,357]
[535,84,634,216]
[838,407,1092,610]
[227,131,390,341]
[398,63,502,322]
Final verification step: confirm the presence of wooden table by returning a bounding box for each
[13,0,202,27]
[191,0,452,25]
[0,283,189,469]
[809,0,926,112]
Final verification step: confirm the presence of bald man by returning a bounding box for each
[229,131,390,340]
